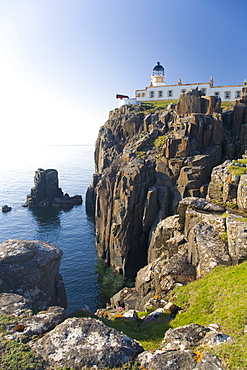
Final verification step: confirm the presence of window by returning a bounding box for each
[224,91,231,99]
[214,91,220,98]
[158,90,163,98]
[181,89,187,94]
[142,93,146,97]
[235,90,241,98]
[167,90,173,97]
[201,88,207,94]
[150,91,155,98]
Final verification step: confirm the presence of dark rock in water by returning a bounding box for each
[25,168,82,209]
[2,205,12,213]
[0,239,67,310]
[30,317,143,369]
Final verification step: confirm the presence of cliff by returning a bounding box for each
[86,87,247,279]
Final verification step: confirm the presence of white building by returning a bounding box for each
[117,62,247,107]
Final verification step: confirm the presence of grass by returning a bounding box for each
[153,135,167,150]
[0,337,44,370]
[228,159,247,176]
[141,100,177,114]
[170,261,247,369]
[221,102,236,110]
[102,313,171,350]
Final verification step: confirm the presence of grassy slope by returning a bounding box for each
[170,261,247,369]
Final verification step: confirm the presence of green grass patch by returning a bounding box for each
[141,100,177,113]
[170,261,247,369]
[0,337,44,370]
[236,217,247,223]
[102,313,170,350]
[228,159,247,176]
[221,102,235,110]
[219,232,228,242]
[153,135,167,150]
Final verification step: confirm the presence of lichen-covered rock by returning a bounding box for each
[0,239,67,310]
[137,349,224,370]
[178,197,225,229]
[30,317,143,369]
[187,222,231,278]
[5,306,67,339]
[184,208,226,238]
[161,324,211,350]
[148,215,185,263]
[0,293,32,316]
[206,160,239,204]
[226,214,247,264]
[237,174,247,212]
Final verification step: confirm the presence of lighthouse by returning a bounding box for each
[151,61,165,86]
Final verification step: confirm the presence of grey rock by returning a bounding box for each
[5,306,67,339]
[161,323,210,351]
[226,213,247,264]
[237,174,247,212]
[188,222,231,278]
[0,293,32,316]
[138,349,224,370]
[30,317,143,369]
[0,239,67,310]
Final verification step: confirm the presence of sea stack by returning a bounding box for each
[25,168,82,210]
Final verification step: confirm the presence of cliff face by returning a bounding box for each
[87,88,247,279]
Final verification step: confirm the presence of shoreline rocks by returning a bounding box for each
[0,239,67,310]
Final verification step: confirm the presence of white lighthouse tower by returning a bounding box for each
[151,61,165,86]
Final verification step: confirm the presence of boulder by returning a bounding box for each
[0,239,67,310]
[148,215,185,263]
[187,222,231,278]
[30,317,143,369]
[226,214,247,264]
[160,323,232,351]
[137,349,224,370]
[237,174,247,212]
[0,293,32,316]
[5,306,67,340]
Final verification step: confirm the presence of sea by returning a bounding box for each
[0,145,102,314]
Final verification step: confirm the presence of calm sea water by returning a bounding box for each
[0,145,101,314]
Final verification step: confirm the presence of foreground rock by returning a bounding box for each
[5,306,67,340]
[31,317,143,369]
[0,239,67,310]
[0,292,32,316]
[137,350,224,370]
[25,168,82,209]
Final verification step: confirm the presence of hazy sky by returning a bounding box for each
[0,0,246,146]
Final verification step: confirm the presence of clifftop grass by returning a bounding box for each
[170,261,247,369]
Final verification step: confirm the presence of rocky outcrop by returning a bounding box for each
[30,317,143,369]
[0,239,67,310]
[25,168,82,209]
[87,89,243,278]
[0,292,32,316]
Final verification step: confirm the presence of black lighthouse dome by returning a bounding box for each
[153,61,164,72]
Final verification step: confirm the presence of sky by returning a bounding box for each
[0,0,246,147]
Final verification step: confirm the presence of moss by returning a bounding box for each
[236,217,247,223]
[135,151,146,159]
[219,232,228,242]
